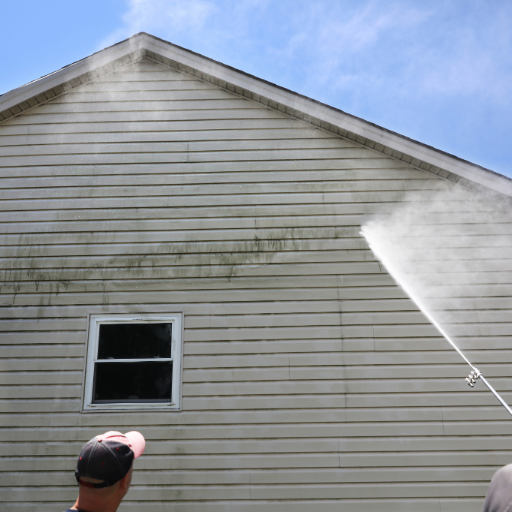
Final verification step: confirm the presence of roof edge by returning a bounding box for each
[140,34,512,201]
[0,34,146,110]
[1,32,511,203]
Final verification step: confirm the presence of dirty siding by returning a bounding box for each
[0,59,512,511]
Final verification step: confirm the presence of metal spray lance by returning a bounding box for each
[361,228,512,418]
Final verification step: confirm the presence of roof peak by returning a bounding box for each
[1,32,511,203]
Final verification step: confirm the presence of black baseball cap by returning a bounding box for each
[75,431,145,488]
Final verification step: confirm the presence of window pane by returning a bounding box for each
[98,323,172,360]
[92,361,173,402]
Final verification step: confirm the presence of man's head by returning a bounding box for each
[75,431,145,487]
[73,431,145,511]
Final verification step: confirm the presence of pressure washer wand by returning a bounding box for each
[467,369,512,417]
[361,230,512,419]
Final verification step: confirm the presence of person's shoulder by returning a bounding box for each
[491,463,512,480]
[482,463,512,512]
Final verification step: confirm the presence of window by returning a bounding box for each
[83,314,183,411]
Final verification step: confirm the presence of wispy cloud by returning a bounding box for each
[258,1,434,110]
[279,1,512,106]
[99,0,217,49]
[411,19,512,103]
[318,2,430,54]
[98,0,512,130]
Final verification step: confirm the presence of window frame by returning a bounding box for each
[82,313,183,412]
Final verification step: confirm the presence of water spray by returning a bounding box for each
[361,227,512,418]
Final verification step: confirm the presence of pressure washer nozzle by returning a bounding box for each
[466,369,481,388]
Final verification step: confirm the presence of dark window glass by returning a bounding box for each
[98,323,172,360]
[92,361,172,402]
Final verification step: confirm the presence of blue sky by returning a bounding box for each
[1,0,511,178]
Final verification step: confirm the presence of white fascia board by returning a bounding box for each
[143,34,512,199]
[0,34,146,112]
[1,32,511,198]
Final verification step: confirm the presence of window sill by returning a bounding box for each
[82,403,181,413]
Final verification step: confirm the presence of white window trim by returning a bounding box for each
[82,313,183,412]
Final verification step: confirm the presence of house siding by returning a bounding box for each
[0,59,511,511]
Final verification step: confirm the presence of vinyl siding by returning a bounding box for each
[0,58,511,512]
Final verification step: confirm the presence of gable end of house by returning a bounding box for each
[1,32,511,207]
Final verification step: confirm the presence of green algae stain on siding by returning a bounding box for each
[1,228,334,303]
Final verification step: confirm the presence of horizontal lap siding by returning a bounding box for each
[1,58,511,512]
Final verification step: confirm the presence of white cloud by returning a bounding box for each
[99,0,217,49]
[261,0,432,106]
[319,2,429,53]
[273,1,512,108]
[124,0,216,33]
[99,0,512,108]
[411,23,512,103]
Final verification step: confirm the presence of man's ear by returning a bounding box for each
[119,470,131,490]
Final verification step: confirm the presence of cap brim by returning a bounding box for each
[96,430,146,458]
[124,431,146,458]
